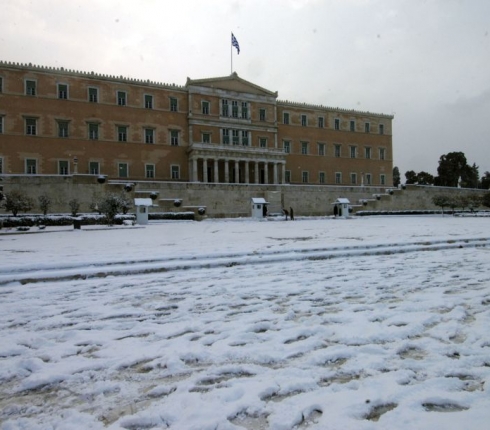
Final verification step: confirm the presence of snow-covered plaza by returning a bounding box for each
[1,215,490,430]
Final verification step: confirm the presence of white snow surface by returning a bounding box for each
[1,215,490,430]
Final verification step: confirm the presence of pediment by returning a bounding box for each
[186,72,277,97]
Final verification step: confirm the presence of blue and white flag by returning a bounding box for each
[231,33,240,54]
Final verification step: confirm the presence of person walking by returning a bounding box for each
[290,207,294,221]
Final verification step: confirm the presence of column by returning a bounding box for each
[273,162,278,184]
[255,161,259,184]
[203,158,208,183]
[214,159,219,183]
[264,162,269,184]
[224,159,229,183]
[192,158,198,182]
[234,160,240,183]
[244,161,249,184]
[281,162,286,184]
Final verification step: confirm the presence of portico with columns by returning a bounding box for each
[188,144,286,184]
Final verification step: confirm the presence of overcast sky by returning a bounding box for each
[2,0,489,179]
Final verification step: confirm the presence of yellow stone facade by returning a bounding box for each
[0,62,393,186]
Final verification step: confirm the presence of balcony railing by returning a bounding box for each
[189,141,286,155]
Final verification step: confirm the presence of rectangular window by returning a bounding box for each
[259,138,267,148]
[283,112,289,125]
[318,143,325,156]
[26,118,37,135]
[241,102,248,119]
[58,121,69,138]
[170,130,179,146]
[284,170,291,183]
[170,97,178,112]
[0,116,3,134]
[380,174,386,185]
[202,133,210,143]
[88,87,98,103]
[318,117,324,128]
[232,101,238,118]
[88,123,99,140]
[0,76,3,93]
[350,146,357,158]
[232,130,239,145]
[202,101,210,115]
[365,147,372,159]
[379,124,384,135]
[26,80,36,96]
[145,164,155,179]
[259,108,266,121]
[59,160,69,175]
[222,99,229,117]
[334,118,340,130]
[302,171,309,183]
[283,140,290,154]
[379,148,386,160]
[26,158,37,174]
[241,130,249,146]
[0,157,3,174]
[89,161,99,175]
[301,114,307,126]
[222,129,230,144]
[334,144,341,158]
[171,165,180,180]
[145,128,154,144]
[319,172,325,184]
[366,173,372,185]
[58,84,68,99]
[335,172,342,184]
[351,173,357,185]
[118,126,127,142]
[365,122,370,133]
[350,120,355,132]
[145,94,153,109]
[118,162,128,178]
[301,142,308,155]
[117,91,127,106]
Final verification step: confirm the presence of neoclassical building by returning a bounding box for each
[0,61,393,187]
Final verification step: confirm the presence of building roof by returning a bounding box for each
[251,198,269,204]
[186,72,278,97]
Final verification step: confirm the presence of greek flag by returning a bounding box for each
[231,33,240,54]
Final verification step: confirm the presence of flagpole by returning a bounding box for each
[230,32,233,74]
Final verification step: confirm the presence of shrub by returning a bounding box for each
[482,192,490,208]
[0,213,137,228]
[38,194,52,216]
[68,199,81,216]
[4,190,34,216]
[432,194,452,215]
[99,193,133,224]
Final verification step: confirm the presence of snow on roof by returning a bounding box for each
[334,198,350,204]
[134,198,153,206]
[251,198,268,204]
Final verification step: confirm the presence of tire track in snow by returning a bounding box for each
[1,236,489,285]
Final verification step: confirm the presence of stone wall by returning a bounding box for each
[0,175,487,218]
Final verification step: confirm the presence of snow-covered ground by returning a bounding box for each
[1,215,490,430]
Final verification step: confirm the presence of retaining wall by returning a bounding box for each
[0,175,486,218]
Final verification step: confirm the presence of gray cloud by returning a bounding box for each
[2,0,489,177]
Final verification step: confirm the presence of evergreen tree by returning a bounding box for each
[393,166,400,187]
[405,170,417,184]
[436,152,468,187]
